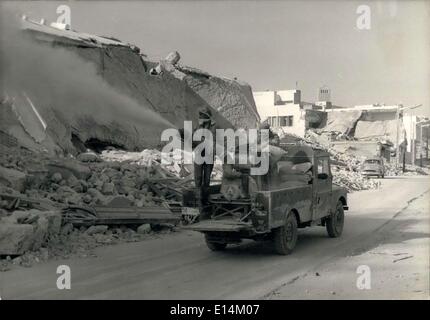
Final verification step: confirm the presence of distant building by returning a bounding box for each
[253,89,306,136]
[318,86,331,102]
[403,114,430,165]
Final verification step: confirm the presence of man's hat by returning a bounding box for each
[198,108,212,120]
[261,122,271,130]
[198,108,215,126]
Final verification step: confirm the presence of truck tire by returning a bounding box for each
[205,235,227,251]
[273,211,298,255]
[326,200,344,238]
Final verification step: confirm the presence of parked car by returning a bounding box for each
[361,157,385,178]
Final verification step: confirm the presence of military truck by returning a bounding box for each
[185,145,349,255]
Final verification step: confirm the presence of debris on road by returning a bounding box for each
[393,255,414,263]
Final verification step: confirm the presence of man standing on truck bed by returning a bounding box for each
[193,108,217,216]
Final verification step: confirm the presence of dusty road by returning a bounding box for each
[1,176,429,299]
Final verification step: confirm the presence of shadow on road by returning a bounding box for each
[207,215,428,260]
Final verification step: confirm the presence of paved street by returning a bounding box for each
[1,176,429,299]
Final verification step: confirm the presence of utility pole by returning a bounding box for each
[395,106,400,169]
[427,130,429,160]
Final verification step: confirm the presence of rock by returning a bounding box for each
[10,210,31,224]
[77,152,100,163]
[32,216,49,250]
[38,247,50,261]
[105,196,133,207]
[137,224,151,234]
[102,167,120,179]
[55,186,79,204]
[82,193,92,204]
[165,51,181,65]
[135,199,144,207]
[21,210,62,251]
[51,172,63,183]
[101,182,115,195]
[60,223,74,235]
[67,175,83,193]
[87,188,106,204]
[12,256,22,265]
[86,225,108,235]
[36,210,62,238]
[0,223,34,255]
[47,159,91,180]
[0,166,27,192]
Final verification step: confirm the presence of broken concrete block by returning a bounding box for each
[165,51,181,65]
[10,210,31,224]
[87,188,106,204]
[32,215,49,250]
[35,210,62,238]
[105,196,133,207]
[51,172,63,184]
[47,159,91,180]
[0,166,27,192]
[86,225,108,235]
[101,182,115,195]
[82,193,92,204]
[0,223,34,255]
[67,175,83,193]
[77,152,100,163]
[137,224,151,234]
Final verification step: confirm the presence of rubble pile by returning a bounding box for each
[0,146,197,208]
[0,218,174,270]
[1,17,235,156]
[100,148,223,182]
[278,131,380,192]
[0,146,187,259]
[327,150,381,192]
[384,162,429,177]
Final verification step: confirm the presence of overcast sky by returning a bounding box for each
[3,0,429,116]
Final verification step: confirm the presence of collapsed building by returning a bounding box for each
[0,16,260,260]
[0,16,260,156]
[253,89,409,162]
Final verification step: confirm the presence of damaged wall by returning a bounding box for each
[179,70,261,129]
[319,110,362,135]
[0,17,234,155]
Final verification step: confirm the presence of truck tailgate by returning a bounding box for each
[185,219,253,232]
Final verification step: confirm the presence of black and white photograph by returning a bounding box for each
[0,0,429,306]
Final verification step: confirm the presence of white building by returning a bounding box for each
[403,114,430,164]
[253,89,308,136]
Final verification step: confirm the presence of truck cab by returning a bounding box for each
[186,145,348,255]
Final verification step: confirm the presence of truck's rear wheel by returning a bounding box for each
[205,235,227,251]
[326,201,344,238]
[273,211,298,255]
